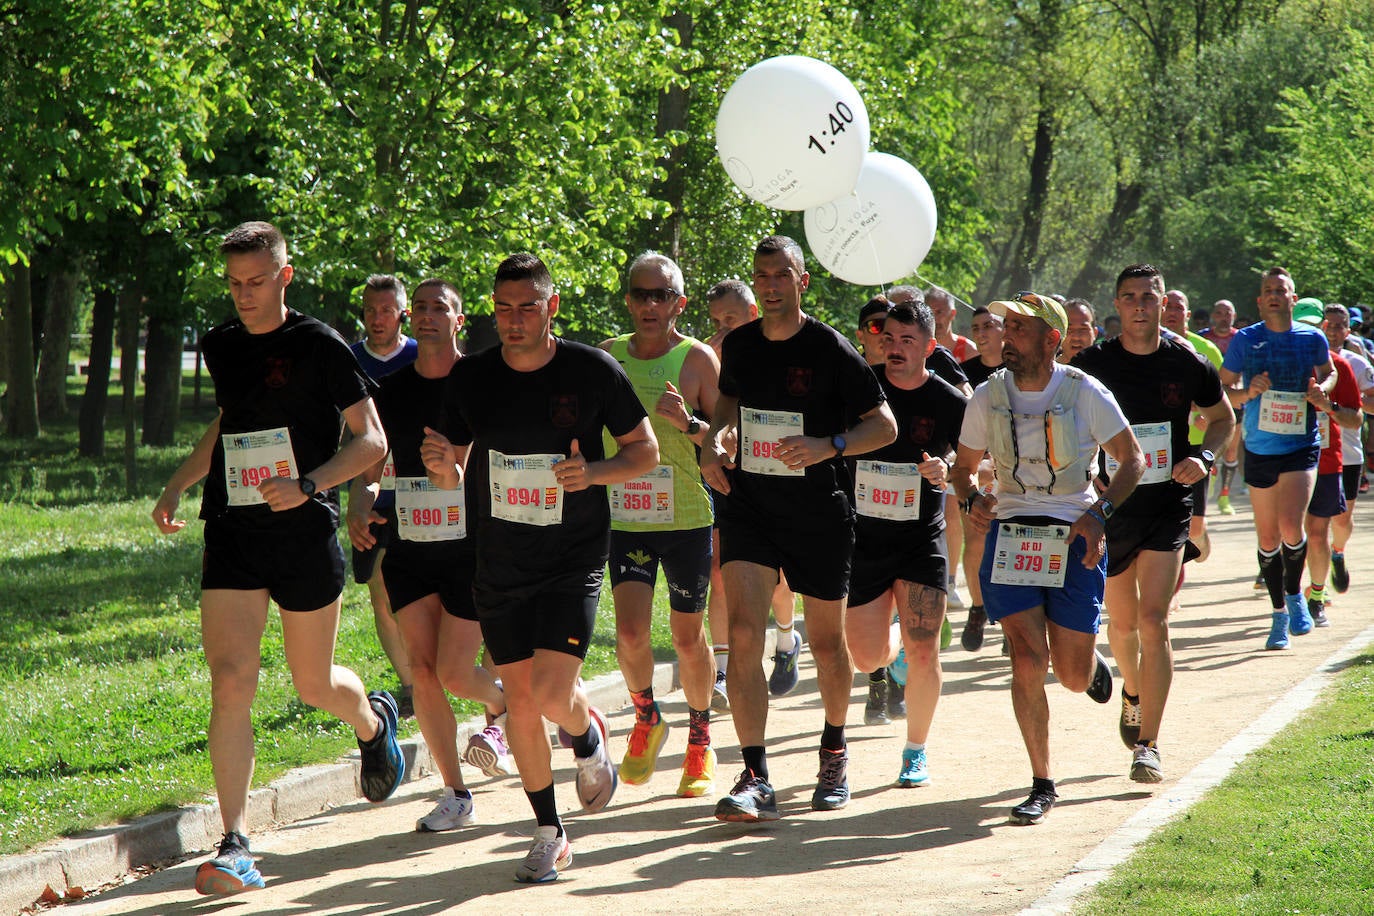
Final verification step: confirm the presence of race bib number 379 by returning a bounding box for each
[990,523,1070,588]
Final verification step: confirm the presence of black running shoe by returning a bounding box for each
[1086,650,1113,704]
[359,690,405,802]
[886,676,906,720]
[714,771,779,822]
[1010,782,1058,825]
[863,679,889,725]
[962,607,987,652]
[811,750,850,811]
[1331,554,1350,593]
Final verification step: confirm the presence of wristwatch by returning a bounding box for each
[299,476,317,498]
[686,416,702,436]
[1197,449,1216,471]
[831,434,847,457]
[1096,497,1115,519]
[961,492,981,514]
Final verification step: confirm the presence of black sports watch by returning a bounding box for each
[831,434,847,457]
[299,476,317,498]
[1197,449,1216,471]
[1096,497,1115,519]
[686,416,702,436]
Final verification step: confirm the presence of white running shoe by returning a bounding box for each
[514,826,572,883]
[465,715,515,778]
[574,709,618,812]
[415,786,475,832]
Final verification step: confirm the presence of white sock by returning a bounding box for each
[775,623,796,652]
[713,647,729,674]
[905,741,925,753]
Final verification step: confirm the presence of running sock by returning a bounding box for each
[687,707,710,746]
[869,668,886,685]
[1031,775,1057,795]
[1281,538,1308,596]
[905,741,926,753]
[742,745,768,781]
[1258,547,1284,609]
[1123,690,1139,704]
[775,621,796,652]
[1220,460,1238,494]
[570,718,601,758]
[713,646,729,674]
[1310,583,1326,601]
[1135,739,1157,749]
[820,721,846,753]
[526,784,562,834]
[629,687,657,723]
[454,788,473,799]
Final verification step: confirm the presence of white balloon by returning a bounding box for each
[804,152,938,285]
[715,56,870,211]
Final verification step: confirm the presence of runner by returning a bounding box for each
[1074,266,1232,783]
[1058,298,1098,364]
[701,235,897,821]
[950,292,1143,825]
[1320,303,1374,598]
[599,253,719,798]
[423,252,658,882]
[1203,300,1245,514]
[152,221,403,894]
[926,285,978,362]
[844,303,966,787]
[958,306,1005,651]
[347,279,512,834]
[1218,268,1334,649]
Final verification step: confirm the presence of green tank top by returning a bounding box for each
[604,335,713,531]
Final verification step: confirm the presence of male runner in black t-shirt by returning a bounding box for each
[701,235,897,821]
[844,303,966,789]
[1073,264,1233,783]
[152,221,403,895]
[422,253,657,883]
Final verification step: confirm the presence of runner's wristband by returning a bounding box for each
[1084,508,1107,527]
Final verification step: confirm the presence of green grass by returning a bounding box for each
[0,383,678,855]
[1075,651,1374,915]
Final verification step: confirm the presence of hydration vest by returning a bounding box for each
[984,365,1096,495]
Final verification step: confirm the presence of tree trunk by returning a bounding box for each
[141,314,183,446]
[1010,88,1058,293]
[78,285,117,457]
[645,11,693,261]
[1067,181,1144,300]
[4,262,41,438]
[37,257,81,420]
[119,275,143,493]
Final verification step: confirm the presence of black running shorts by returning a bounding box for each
[201,520,346,612]
[381,539,477,620]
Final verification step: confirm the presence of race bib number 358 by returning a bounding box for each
[222,426,298,507]
[990,523,1070,588]
[489,450,564,526]
[610,465,674,524]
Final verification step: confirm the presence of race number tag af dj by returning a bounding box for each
[739,407,805,477]
[1258,390,1307,435]
[489,450,563,526]
[1106,422,1171,485]
[990,523,1069,588]
[222,427,298,507]
[854,460,921,521]
[395,477,466,542]
[610,465,674,524]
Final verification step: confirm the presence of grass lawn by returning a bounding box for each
[0,382,680,856]
[1075,650,1374,915]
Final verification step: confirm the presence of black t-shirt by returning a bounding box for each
[718,316,885,524]
[926,345,969,389]
[200,310,374,531]
[851,367,967,534]
[439,338,648,587]
[961,355,1002,390]
[1072,337,1224,515]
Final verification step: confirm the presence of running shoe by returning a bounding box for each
[1119,693,1142,748]
[896,747,929,788]
[714,770,779,821]
[886,675,906,720]
[677,743,716,798]
[1194,529,1211,563]
[359,690,405,802]
[1009,783,1057,825]
[465,716,515,778]
[1266,611,1290,650]
[557,703,608,750]
[940,617,953,650]
[1253,572,1267,593]
[863,678,890,725]
[811,749,850,811]
[514,826,572,884]
[768,636,802,696]
[711,669,730,713]
[195,831,264,895]
[961,607,987,652]
[888,647,908,687]
[1218,494,1234,515]
[1086,650,1113,704]
[416,786,476,832]
[1130,744,1164,783]
[395,685,415,719]
[620,712,670,785]
[947,581,965,609]
[1309,594,1330,628]
[1331,553,1350,593]
[1285,593,1313,636]
[574,709,617,812]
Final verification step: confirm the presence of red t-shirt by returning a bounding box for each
[1318,351,1360,475]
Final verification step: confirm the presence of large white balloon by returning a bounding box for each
[804,153,938,285]
[715,56,870,211]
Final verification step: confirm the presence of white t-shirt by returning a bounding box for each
[960,363,1129,523]
[1340,349,1374,465]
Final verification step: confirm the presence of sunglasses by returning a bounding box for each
[864,317,887,335]
[629,287,680,304]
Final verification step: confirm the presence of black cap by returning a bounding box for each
[859,296,891,322]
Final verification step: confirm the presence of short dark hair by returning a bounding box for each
[220,221,287,266]
[754,235,805,274]
[1063,297,1095,321]
[1262,266,1292,281]
[1115,263,1165,294]
[859,295,891,322]
[972,306,992,319]
[494,252,554,299]
[364,274,408,310]
[413,277,463,314]
[886,303,935,338]
[706,278,754,305]
[889,285,924,305]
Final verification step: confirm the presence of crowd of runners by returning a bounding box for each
[152,220,1370,892]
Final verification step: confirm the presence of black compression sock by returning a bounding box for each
[1281,539,1308,596]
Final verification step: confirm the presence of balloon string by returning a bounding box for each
[913,271,976,313]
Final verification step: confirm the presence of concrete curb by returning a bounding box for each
[0,661,682,916]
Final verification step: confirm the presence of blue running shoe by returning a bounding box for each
[888,647,908,688]
[1285,593,1313,636]
[359,690,405,802]
[1266,611,1290,650]
[896,747,929,788]
[195,831,264,895]
[768,636,802,697]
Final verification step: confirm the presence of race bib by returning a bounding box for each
[222,427,298,507]
[380,452,396,492]
[990,523,1069,588]
[739,407,805,477]
[854,460,922,521]
[394,477,466,542]
[1257,390,1307,435]
[610,465,674,524]
[1317,412,1331,450]
[1106,421,1172,485]
[489,450,564,526]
